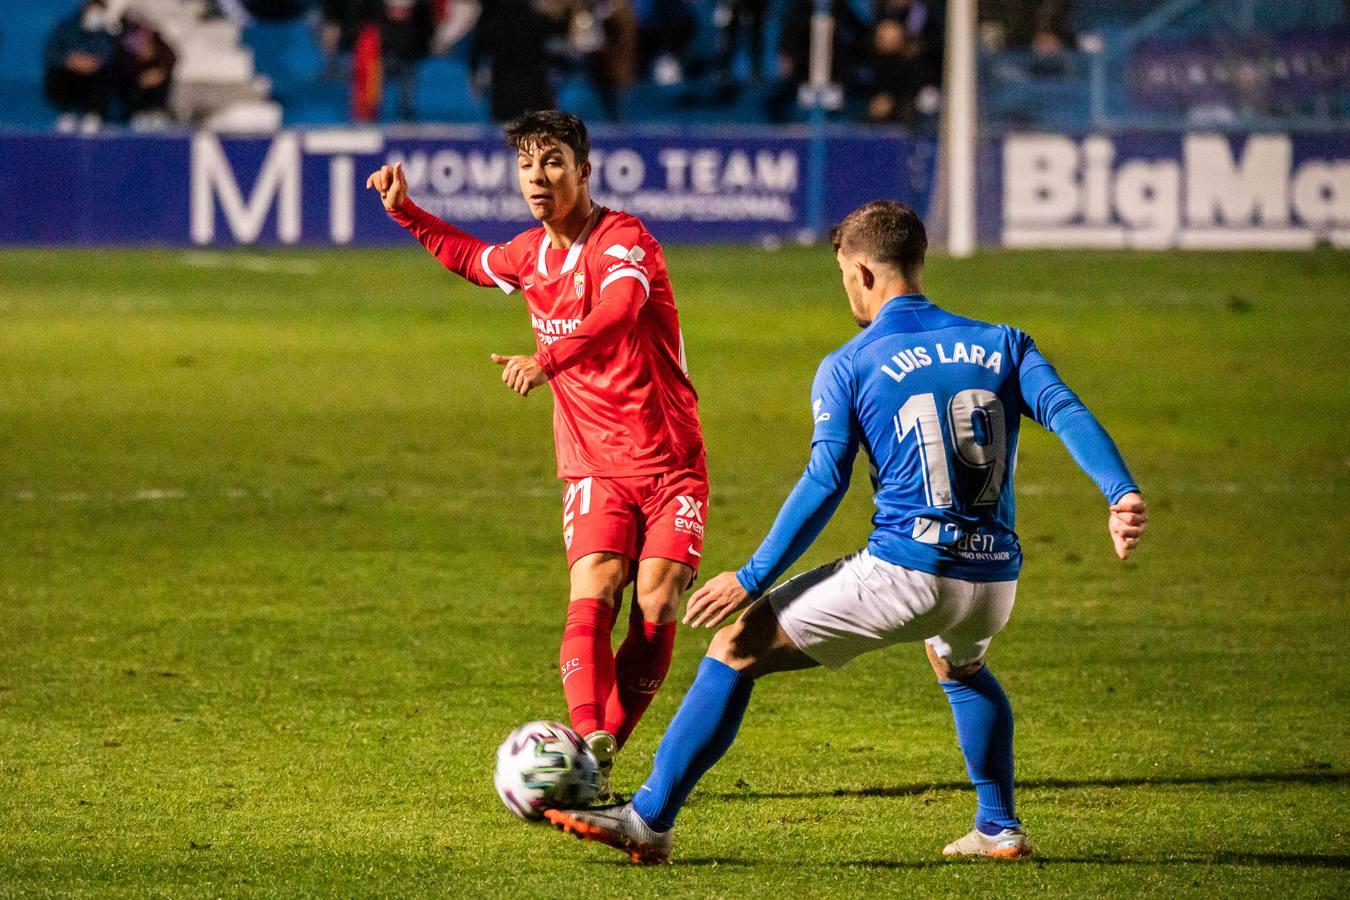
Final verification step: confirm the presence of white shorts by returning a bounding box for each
[767,550,1017,670]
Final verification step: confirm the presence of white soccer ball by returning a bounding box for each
[494,720,600,821]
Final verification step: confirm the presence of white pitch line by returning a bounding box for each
[131,489,186,501]
[179,252,321,276]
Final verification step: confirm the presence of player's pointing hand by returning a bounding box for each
[491,353,549,397]
[685,571,754,629]
[1108,492,1149,560]
[365,162,408,212]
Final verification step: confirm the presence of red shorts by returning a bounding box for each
[561,466,709,571]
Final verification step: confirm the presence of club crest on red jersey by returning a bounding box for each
[573,271,585,298]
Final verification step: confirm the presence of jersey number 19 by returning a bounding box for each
[894,390,1008,526]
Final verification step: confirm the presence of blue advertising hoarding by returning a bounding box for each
[4,127,1347,250]
[0,128,936,247]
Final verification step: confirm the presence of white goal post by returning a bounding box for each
[943,0,979,257]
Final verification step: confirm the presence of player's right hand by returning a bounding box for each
[1108,492,1148,559]
[685,571,754,629]
[365,162,408,212]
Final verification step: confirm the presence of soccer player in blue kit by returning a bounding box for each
[542,201,1150,863]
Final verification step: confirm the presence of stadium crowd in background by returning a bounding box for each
[44,0,177,132]
[306,0,954,125]
[39,0,967,128]
[319,0,445,120]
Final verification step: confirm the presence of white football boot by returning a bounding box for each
[942,826,1033,859]
[544,802,672,865]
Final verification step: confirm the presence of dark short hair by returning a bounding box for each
[830,201,928,276]
[503,110,590,167]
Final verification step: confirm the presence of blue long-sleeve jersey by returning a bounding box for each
[737,294,1139,594]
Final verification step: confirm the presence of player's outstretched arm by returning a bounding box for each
[1018,339,1146,558]
[365,163,513,291]
[1109,491,1148,559]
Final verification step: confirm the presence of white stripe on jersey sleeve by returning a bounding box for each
[480,246,517,295]
[599,266,651,298]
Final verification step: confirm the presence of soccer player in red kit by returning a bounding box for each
[366,111,707,796]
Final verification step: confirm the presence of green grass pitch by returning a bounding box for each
[1,244,1347,897]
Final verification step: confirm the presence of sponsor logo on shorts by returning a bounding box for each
[674,495,705,537]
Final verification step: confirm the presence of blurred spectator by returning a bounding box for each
[874,0,929,44]
[473,0,560,122]
[380,0,436,120]
[320,0,380,80]
[324,0,434,122]
[864,0,940,124]
[566,0,638,120]
[715,0,769,84]
[634,0,696,86]
[980,0,1074,54]
[865,16,924,124]
[44,0,119,132]
[116,14,177,128]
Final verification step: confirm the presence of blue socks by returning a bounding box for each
[940,666,1020,835]
[629,657,1014,835]
[632,657,753,831]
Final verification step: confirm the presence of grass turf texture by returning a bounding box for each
[1,245,1347,897]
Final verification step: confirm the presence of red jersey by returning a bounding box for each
[391,201,705,479]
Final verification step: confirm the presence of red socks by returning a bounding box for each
[559,598,677,746]
[604,605,678,747]
[559,598,619,737]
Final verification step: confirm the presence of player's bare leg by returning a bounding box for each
[601,558,692,759]
[706,596,819,678]
[562,552,629,797]
[548,599,816,863]
[926,644,1031,859]
[568,552,629,605]
[633,557,693,623]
